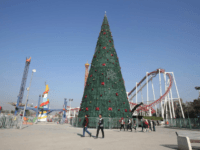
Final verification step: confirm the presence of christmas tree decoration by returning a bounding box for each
[108,107,112,111]
[78,13,132,118]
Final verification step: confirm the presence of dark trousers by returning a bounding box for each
[153,126,155,131]
[120,124,125,131]
[149,126,152,131]
[96,127,104,138]
[127,124,132,131]
[142,125,146,131]
[83,127,91,137]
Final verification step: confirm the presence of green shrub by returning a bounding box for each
[143,116,163,121]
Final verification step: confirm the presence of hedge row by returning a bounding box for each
[143,116,163,121]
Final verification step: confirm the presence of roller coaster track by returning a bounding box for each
[128,69,173,112]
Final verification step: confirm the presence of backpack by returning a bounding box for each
[144,121,148,125]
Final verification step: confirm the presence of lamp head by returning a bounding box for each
[32,69,36,73]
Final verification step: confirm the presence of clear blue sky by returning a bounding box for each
[0,0,200,110]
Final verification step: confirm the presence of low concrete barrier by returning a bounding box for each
[177,135,192,150]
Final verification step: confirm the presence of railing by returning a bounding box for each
[166,118,200,129]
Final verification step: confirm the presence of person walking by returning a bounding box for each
[133,120,137,131]
[120,117,125,131]
[127,118,132,131]
[157,120,159,126]
[148,120,152,131]
[144,119,149,132]
[82,114,91,137]
[95,114,104,139]
[141,118,145,132]
[152,119,156,131]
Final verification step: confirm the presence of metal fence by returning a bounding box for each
[0,115,21,129]
[0,114,37,129]
[166,118,200,129]
[71,117,139,129]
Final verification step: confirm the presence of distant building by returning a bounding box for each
[66,106,79,119]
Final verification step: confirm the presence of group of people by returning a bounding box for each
[120,117,137,132]
[82,115,157,138]
[120,118,157,132]
[82,114,104,139]
[141,119,156,132]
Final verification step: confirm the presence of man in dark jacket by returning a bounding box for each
[152,119,156,131]
[148,120,152,131]
[127,118,132,132]
[95,114,104,139]
[82,114,91,137]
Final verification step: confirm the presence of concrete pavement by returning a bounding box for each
[0,124,200,150]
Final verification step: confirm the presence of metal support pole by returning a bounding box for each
[163,73,168,119]
[146,72,151,116]
[36,95,41,117]
[136,82,138,104]
[159,69,164,119]
[15,96,20,116]
[20,70,35,129]
[151,75,157,116]
[169,88,175,118]
[166,79,173,119]
[172,73,185,118]
[62,98,67,123]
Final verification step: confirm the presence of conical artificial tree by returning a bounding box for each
[78,14,132,118]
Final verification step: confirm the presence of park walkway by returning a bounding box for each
[0,124,200,150]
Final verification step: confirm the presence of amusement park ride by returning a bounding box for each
[9,57,185,122]
[127,69,185,119]
[12,57,67,122]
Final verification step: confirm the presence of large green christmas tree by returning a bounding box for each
[78,14,131,118]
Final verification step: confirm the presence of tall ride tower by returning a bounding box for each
[15,57,31,115]
[18,57,31,104]
[84,61,90,88]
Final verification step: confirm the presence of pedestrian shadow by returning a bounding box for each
[162,144,200,150]
[161,144,177,149]
[77,133,96,138]
[77,133,82,137]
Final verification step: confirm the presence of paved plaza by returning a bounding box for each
[0,123,200,150]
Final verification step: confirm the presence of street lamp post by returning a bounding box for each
[20,69,36,129]
[69,99,73,117]
[195,87,200,98]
